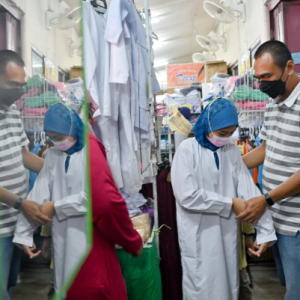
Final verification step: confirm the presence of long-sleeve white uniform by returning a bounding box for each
[171,138,276,300]
[13,148,87,293]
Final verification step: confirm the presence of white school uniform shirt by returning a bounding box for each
[84,2,124,188]
[13,148,87,293]
[171,138,276,300]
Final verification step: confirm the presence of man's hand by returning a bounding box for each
[248,241,269,258]
[22,243,41,259]
[232,198,246,215]
[41,202,55,218]
[236,195,267,224]
[21,200,52,226]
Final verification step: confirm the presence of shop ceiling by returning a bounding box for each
[134,0,216,66]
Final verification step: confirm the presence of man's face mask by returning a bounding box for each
[259,65,289,99]
[0,86,24,109]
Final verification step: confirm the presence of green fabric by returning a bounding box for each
[24,91,60,108]
[24,96,44,108]
[43,91,60,106]
[26,74,43,88]
[232,85,269,101]
[117,241,162,300]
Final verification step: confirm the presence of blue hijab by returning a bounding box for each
[194,98,238,169]
[44,103,84,172]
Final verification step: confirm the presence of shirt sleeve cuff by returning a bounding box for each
[256,232,277,246]
[220,197,233,218]
[13,234,33,247]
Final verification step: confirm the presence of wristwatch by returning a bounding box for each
[264,193,275,206]
[13,197,23,210]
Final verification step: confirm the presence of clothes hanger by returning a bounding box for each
[91,0,107,9]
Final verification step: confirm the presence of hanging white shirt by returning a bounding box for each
[13,148,87,293]
[171,138,276,300]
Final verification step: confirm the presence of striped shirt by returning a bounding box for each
[260,82,300,236]
[0,105,28,238]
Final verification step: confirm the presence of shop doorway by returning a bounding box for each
[269,0,300,73]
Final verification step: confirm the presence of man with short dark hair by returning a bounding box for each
[0,50,51,300]
[237,40,300,300]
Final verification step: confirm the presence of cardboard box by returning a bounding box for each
[205,61,228,83]
[69,66,83,79]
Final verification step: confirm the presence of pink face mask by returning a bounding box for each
[207,135,230,148]
[53,139,77,151]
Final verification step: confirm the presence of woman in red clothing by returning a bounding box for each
[66,134,143,300]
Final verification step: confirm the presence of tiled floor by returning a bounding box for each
[251,265,286,300]
[11,267,52,300]
[11,264,286,300]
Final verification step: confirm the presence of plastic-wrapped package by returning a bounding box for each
[131,213,151,244]
[168,105,192,136]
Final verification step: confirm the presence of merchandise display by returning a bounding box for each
[1,1,295,300]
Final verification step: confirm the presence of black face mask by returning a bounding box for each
[0,86,25,108]
[259,67,289,99]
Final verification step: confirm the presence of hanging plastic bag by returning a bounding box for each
[131,213,151,244]
[168,104,192,136]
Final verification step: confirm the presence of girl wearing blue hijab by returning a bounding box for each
[171,98,276,300]
[44,103,84,172]
[14,103,87,293]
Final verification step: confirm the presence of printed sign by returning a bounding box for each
[167,63,205,88]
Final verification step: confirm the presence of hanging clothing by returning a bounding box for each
[171,138,276,300]
[13,147,87,293]
[66,134,142,300]
[157,169,183,300]
[83,0,160,193]
[29,142,40,192]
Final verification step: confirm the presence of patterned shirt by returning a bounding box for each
[0,105,28,238]
[260,82,300,236]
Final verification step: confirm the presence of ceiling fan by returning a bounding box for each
[203,0,246,23]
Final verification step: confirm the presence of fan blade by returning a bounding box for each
[203,1,235,24]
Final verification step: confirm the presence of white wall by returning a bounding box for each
[13,0,82,80]
[215,0,270,71]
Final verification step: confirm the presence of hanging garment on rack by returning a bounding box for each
[255,136,264,192]
[93,116,123,188]
[29,142,40,192]
[157,168,183,300]
[83,0,160,193]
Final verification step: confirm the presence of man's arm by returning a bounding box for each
[242,141,266,169]
[237,169,300,223]
[0,185,51,226]
[22,146,44,173]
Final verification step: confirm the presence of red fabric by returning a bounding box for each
[66,134,142,300]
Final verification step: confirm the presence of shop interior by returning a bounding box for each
[1,0,300,299]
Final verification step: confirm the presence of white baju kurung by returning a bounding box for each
[171,138,276,300]
[13,148,87,293]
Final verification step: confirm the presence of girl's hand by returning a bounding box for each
[248,241,269,258]
[22,243,41,259]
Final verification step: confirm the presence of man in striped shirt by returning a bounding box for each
[0,50,52,300]
[238,41,300,300]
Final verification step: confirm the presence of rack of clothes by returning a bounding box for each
[17,75,85,132]
[228,71,268,128]
[83,1,163,299]
[234,126,264,192]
